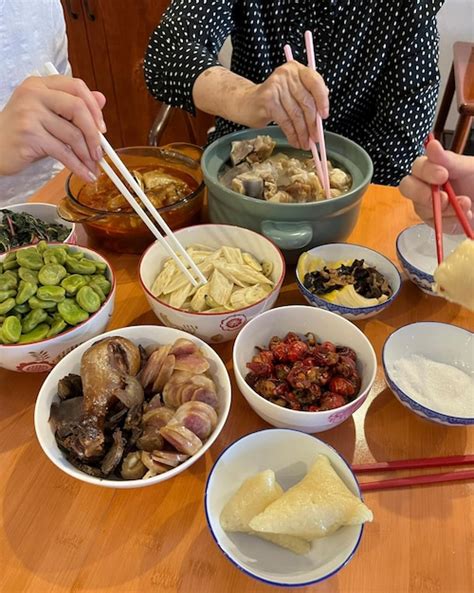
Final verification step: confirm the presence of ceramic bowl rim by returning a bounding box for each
[204,427,364,587]
[382,321,474,424]
[139,223,286,317]
[0,242,116,347]
[232,305,377,418]
[201,127,374,208]
[34,324,232,488]
[395,223,435,283]
[295,242,402,314]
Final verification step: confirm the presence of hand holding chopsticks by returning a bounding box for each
[44,64,206,287]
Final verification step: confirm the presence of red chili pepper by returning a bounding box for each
[287,340,308,362]
[329,376,356,397]
[320,392,347,410]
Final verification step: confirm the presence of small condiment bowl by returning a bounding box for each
[296,243,401,320]
[1,203,76,252]
[34,325,232,488]
[233,305,377,432]
[139,224,285,344]
[396,224,464,295]
[205,428,366,587]
[383,322,473,426]
[0,244,115,373]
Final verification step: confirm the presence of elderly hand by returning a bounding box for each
[244,61,329,150]
[399,140,473,232]
[0,75,106,182]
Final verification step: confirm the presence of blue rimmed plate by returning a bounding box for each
[204,429,365,587]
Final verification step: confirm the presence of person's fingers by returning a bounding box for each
[411,155,449,186]
[41,89,102,162]
[278,87,310,148]
[399,174,434,209]
[43,75,106,132]
[266,89,300,147]
[42,112,97,173]
[37,127,97,182]
[299,66,329,119]
[287,76,318,142]
[92,91,106,110]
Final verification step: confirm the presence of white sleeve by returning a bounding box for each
[52,0,72,77]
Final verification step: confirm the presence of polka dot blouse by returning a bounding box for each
[144,0,443,186]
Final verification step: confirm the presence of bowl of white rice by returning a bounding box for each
[382,322,473,426]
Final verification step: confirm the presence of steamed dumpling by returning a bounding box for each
[220,469,310,554]
[433,238,474,311]
[249,455,373,540]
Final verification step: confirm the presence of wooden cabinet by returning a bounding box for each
[61,0,213,148]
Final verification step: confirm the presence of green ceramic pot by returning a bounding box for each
[201,126,373,263]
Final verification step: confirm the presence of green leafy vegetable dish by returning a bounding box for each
[0,209,70,253]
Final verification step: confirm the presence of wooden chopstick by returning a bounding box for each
[304,31,331,199]
[352,454,474,473]
[283,45,326,191]
[44,62,206,287]
[359,469,474,492]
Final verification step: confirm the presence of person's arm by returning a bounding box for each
[144,0,328,149]
[0,76,106,182]
[399,139,473,231]
[355,1,442,186]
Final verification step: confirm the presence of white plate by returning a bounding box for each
[205,429,365,587]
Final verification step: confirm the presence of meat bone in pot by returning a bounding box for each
[50,336,220,480]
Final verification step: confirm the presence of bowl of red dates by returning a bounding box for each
[232,305,377,432]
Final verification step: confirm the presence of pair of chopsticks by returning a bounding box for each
[284,31,330,198]
[353,454,474,492]
[44,63,206,287]
[425,132,474,264]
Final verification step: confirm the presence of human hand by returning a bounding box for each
[0,75,106,182]
[243,61,329,150]
[399,140,474,232]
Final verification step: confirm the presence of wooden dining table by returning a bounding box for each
[0,172,472,593]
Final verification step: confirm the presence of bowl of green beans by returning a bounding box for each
[0,242,115,372]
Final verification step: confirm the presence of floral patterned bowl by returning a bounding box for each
[139,224,285,344]
[0,245,115,373]
[232,305,377,433]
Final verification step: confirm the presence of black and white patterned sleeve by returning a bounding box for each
[144,0,235,115]
[359,1,442,185]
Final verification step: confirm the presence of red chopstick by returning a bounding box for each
[360,469,474,492]
[425,133,444,263]
[352,454,474,473]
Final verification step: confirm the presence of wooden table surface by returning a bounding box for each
[0,172,472,593]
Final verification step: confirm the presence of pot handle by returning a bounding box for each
[161,142,203,161]
[260,221,313,250]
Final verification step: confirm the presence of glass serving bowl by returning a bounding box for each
[59,144,204,254]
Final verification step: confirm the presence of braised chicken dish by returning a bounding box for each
[50,336,220,480]
[220,135,352,203]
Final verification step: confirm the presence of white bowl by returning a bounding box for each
[34,325,232,488]
[233,305,377,433]
[0,244,115,372]
[383,322,473,426]
[1,202,76,250]
[139,224,285,344]
[296,243,401,320]
[205,428,365,587]
[396,224,463,294]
